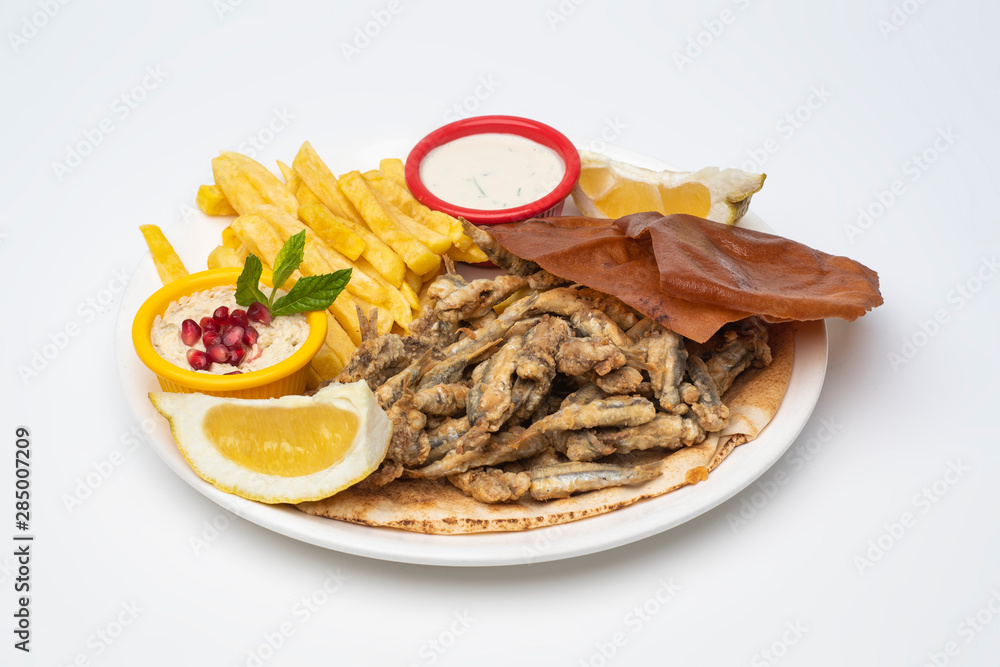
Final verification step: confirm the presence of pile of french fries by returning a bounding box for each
[142,141,487,389]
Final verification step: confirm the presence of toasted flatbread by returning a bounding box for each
[297,323,794,534]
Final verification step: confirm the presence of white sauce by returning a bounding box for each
[420,133,565,210]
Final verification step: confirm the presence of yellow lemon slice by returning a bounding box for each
[571,150,765,225]
[149,381,391,504]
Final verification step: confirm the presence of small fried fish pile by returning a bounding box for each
[324,232,773,505]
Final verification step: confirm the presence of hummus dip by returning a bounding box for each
[151,285,308,374]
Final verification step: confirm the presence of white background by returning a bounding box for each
[2,0,999,665]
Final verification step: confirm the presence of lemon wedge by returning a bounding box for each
[149,381,391,504]
[571,150,765,225]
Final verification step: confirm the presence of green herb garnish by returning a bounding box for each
[234,230,351,316]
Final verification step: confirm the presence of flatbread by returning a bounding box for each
[296,323,794,534]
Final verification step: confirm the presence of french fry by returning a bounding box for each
[356,296,394,335]
[311,340,348,380]
[230,214,288,271]
[404,268,423,295]
[379,158,406,186]
[196,184,236,216]
[220,151,299,218]
[451,224,478,252]
[206,245,242,269]
[338,171,441,276]
[306,367,322,391]
[220,229,251,263]
[234,243,249,263]
[383,200,451,254]
[398,278,420,310]
[276,160,299,194]
[292,142,365,225]
[354,257,412,330]
[447,244,488,264]
[295,182,322,208]
[303,202,405,288]
[221,225,241,250]
[139,225,188,285]
[297,202,365,261]
[313,243,387,305]
[364,170,473,250]
[254,205,387,305]
[328,292,364,345]
[320,313,356,367]
[212,155,267,215]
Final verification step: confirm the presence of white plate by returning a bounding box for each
[115,137,828,567]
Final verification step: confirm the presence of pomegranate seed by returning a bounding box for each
[224,370,243,375]
[247,301,271,325]
[229,309,249,328]
[229,345,247,366]
[200,317,219,333]
[242,326,259,346]
[202,330,222,348]
[206,343,230,364]
[222,325,245,348]
[213,306,230,325]
[186,349,212,371]
[180,319,201,346]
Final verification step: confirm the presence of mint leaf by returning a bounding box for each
[234,254,268,307]
[270,269,352,317]
[269,231,306,307]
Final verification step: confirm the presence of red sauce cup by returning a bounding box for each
[404,115,581,225]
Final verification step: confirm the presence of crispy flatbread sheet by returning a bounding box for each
[297,323,794,535]
[615,212,884,321]
[487,217,751,343]
[485,214,882,342]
